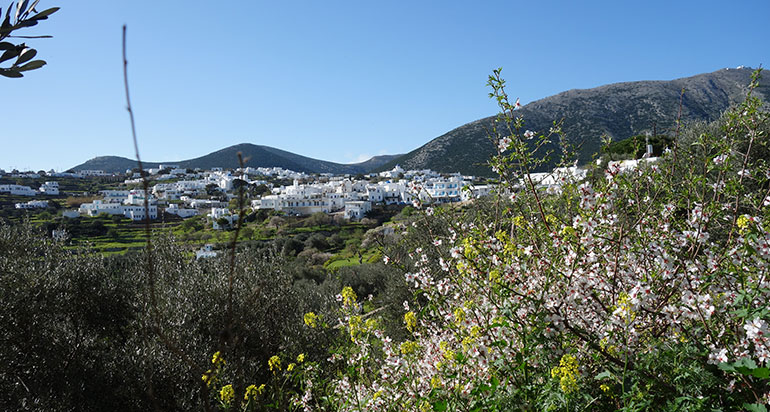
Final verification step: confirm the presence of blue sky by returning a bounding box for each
[2,0,768,172]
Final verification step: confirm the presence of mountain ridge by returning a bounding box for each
[378,67,769,176]
[71,145,402,175]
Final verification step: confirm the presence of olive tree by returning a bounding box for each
[0,1,58,78]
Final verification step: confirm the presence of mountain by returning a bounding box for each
[379,67,769,176]
[70,156,158,173]
[350,154,403,172]
[71,144,403,175]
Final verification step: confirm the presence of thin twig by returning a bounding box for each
[123,25,211,412]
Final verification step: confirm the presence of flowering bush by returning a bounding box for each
[303,69,770,411]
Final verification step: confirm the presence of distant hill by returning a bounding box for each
[351,154,403,172]
[71,144,404,175]
[379,67,769,176]
[70,156,159,173]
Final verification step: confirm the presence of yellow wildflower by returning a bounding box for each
[348,315,363,341]
[404,311,417,333]
[287,362,295,372]
[303,312,318,328]
[365,318,379,331]
[201,370,215,387]
[737,215,751,233]
[341,286,357,306]
[431,375,442,389]
[419,400,432,412]
[453,307,465,323]
[440,342,455,361]
[551,354,579,394]
[489,269,501,283]
[219,384,234,404]
[244,384,262,401]
[268,355,281,372]
[560,225,576,237]
[400,340,419,355]
[461,336,475,351]
[600,384,610,393]
[456,260,470,276]
[297,353,305,363]
[212,351,225,365]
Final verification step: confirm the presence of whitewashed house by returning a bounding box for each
[100,190,130,203]
[77,170,108,177]
[79,199,158,220]
[15,200,48,209]
[38,181,59,195]
[209,208,238,230]
[125,190,156,206]
[122,205,158,221]
[165,203,200,218]
[344,201,371,220]
[0,184,37,196]
[365,185,384,202]
[462,184,495,201]
[379,165,404,178]
[421,176,465,203]
[196,244,218,259]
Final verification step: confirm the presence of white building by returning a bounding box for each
[528,166,588,189]
[344,201,371,220]
[122,205,158,221]
[0,184,37,196]
[196,244,218,259]
[39,181,59,195]
[379,165,405,178]
[208,208,238,230]
[100,190,131,203]
[78,199,158,221]
[125,190,156,206]
[15,200,48,209]
[421,176,465,203]
[188,199,229,209]
[462,184,495,201]
[165,203,200,218]
[606,157,660,174]
[77,170,109,177]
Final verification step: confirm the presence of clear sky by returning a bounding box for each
[2,0,768,172]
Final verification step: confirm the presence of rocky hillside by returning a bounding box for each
[380,67,769,176]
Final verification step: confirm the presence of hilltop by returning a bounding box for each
[380,67,769,176]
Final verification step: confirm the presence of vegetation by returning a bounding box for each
[2,60,770,411]
[288,69,770,411]
[602,134,675,160]
[0,1,58,78]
